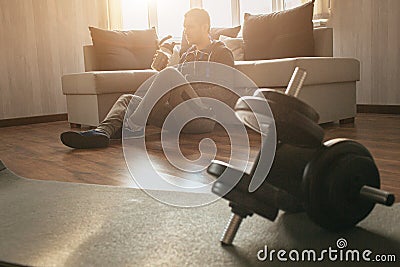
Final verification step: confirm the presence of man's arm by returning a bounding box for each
[212,46,235,67]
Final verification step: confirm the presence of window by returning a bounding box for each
[156,0,190,38]
[121,0,149,30]
[202,0,232,27]
[239,0,273,24]
[284,0,307,10]
[120,0,283,38]
[283,0,331,21]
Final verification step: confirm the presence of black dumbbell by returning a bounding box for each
[208,69,395,245]
[209,139,395,245]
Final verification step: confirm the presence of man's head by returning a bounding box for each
[183,8,210,46]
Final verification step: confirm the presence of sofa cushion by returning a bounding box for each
[180,26,241,56]
[218,27,332,62]
[88,27,158,71]
[219,36,245,61]
[243,1,315,60]
[234,57,360,87]
[210,26,241,40]
[63,57,360,95]
[62,70,157,95]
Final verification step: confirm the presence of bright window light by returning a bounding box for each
[120,0,281,37]
[121,0,149,30]
[284,0,308,10]
[239,0,273,24]
[156,0,190,38]
[202,0,232,27]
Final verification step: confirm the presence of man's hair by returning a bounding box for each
[184,8,210,27]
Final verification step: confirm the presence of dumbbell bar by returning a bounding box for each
[360,185,395,206]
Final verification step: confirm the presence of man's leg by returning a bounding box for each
[96,94,142,138]
[60,67,214,149]
[127,67,215,133]
[127,67,197,126]
[60,94,142,149]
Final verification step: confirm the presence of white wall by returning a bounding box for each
[0,0,108,119]
[329,0,400,105]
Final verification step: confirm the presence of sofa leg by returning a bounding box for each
[70,123,81,129]
[339,117,355,124]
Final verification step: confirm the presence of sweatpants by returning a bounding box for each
[96,67,216,138]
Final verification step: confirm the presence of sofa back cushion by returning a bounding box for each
[243,1,315,60]
[89,26,158,71]
[219,36,245,61]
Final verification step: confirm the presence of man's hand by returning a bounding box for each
[151,50,170,71]
[151,35,176,71]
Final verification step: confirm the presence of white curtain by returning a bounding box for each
[107,0,122,29]
[313,0,330,20]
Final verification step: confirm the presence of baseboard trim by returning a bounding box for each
[357,104,400,114]
[0,114,67,128]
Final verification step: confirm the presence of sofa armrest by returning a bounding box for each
[62,70,157,95]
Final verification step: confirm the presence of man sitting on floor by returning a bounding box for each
[60,8,234,149]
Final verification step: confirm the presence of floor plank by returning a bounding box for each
[0,113,399,202]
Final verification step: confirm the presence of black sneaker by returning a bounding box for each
[60,130,109,149]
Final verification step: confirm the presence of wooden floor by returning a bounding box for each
[0,113,399,202]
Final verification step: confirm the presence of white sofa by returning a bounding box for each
[62,28,360,126]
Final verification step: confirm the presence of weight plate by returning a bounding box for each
[235,96,324,147]
[267,100,324,148]
[235,96,275,134]
[302,139,379,231]
[255,89,319,123]
[208,159,302,214]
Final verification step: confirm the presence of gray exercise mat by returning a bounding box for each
[0,161,399,267]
